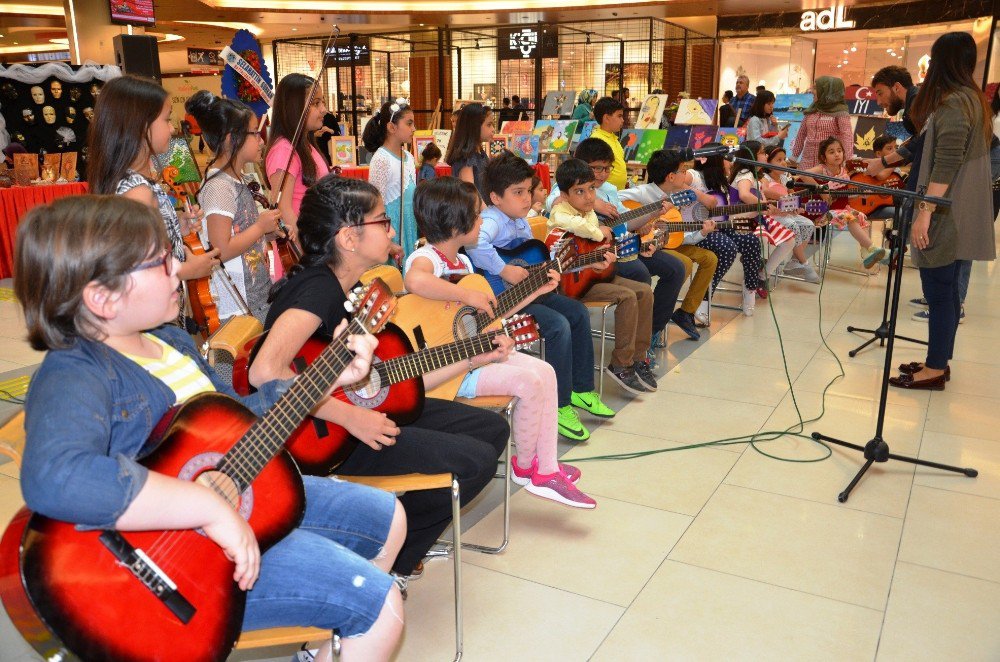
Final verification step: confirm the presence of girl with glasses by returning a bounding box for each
[14,195,405,662]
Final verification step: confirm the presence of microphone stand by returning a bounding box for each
[725,152,977,503]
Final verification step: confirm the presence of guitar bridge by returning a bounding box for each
[99,531,196,624]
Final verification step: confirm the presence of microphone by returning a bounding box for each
[673,144,738,161]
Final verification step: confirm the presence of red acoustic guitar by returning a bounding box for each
[0,280,396,662]
[845,158,906,215]
[234,315,539,475]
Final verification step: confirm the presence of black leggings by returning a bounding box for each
[334,397,509,574]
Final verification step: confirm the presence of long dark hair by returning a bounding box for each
[748,90,775,119]
[693,143,729,194]
[15,195,167,350]
[269,175,381,299]
[185,90,254,184]
[87,75,168,194]
[729,140,764,184]
[267,73,321,186]
[446,102,491,164]
[909,32,992,143]
[361,100,412,153]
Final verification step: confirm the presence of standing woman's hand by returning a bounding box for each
[911,209,932,250]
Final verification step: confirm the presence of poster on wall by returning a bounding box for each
[852,116,888,158]
[162,75,223,134]
[634,94,668,129]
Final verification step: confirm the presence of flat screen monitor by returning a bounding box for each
[109,0,155,27]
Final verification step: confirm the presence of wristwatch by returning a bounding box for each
[917,201,936,213]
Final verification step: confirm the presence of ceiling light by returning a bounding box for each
[175,21,263,36]
[842,49,848,54]
[837,64,842,68]
[0,3,62,16]
[49,38,69,45]
[886,48,892,53]
[291,27,297,31]
[850,45,856,52]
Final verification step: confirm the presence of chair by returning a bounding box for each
[528,215,549,242]
[584,300,616,397]
[0,412,465,661]
[454,395,516,555]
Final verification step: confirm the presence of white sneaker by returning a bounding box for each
[293,650,318,662]
[800,263,821,283]
[783,260,807,274]
[695,300,710,327]
[742,286,755,316]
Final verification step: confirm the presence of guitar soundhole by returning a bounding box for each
[178,452,254,522]
[452,306,480,340]
[345,356,389,407]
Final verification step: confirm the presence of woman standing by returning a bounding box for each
[572,89,598,131]
[889,32,995,390]
[745,90,789,149]
[790,76,853,168]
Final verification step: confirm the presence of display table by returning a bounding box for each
[0,182,88,279]
[336,162,552,192]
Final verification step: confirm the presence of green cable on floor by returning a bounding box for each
[572,162,845,465]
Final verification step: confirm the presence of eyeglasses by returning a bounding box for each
[589,165,611,174]
[352,215,393,232]
[247,130,262,137]
[130,251,171,276]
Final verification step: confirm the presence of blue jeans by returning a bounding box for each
[956,259,972,304]
[615,251,686,332]
[243,476,396,637]
[918,261,962,370]
[525,292,596,407]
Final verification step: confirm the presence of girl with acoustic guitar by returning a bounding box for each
[87,75,220,284]
[186,90,281,324]
[404,177,596,509]
[248,175,511,585]
[14,195,406,662]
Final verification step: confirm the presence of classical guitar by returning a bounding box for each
[234,315,539,474]
[543,223,640,299]
[0,280,396,662]
[844,158,906,215]
[597,189,697,230]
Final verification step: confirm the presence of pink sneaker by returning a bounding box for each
[527,470,596,509]
[511,455,581,486]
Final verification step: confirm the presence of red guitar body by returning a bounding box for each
[544,230,614,299]
[845,159,906,215]
[235,324,425,476]
[0,393,305,662]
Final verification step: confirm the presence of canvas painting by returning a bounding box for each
[619,129,644,162]
[773,93,812,113]
[511,132,540,166]
[153,137,201,185]
[534,120,577,153]
[578,121,598,142]
[673,99,717,126]
[687,125,717,151]
[329,136,357,167]
[487,135,510,158]
[59,152,77,181]
[772,111,803,155]
[500,120,534,134]
[716,127,741,148]
[432,129,452,159]
[412,130,435,159]
[635,130,667,165]
[664,125,692,150]
[13,153,37,186]
[852,116,888,158]
[634,94,669,129]
[541,90,576,117]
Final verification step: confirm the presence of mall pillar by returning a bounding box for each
[63,0,142,65]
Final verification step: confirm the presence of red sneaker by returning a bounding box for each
[527,470,596,509]
[511,455,581,486]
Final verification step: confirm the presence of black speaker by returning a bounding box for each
[113,34,161,82]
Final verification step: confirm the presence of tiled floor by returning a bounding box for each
[1,230,999,661]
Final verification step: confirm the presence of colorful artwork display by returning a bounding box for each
[634,94,668,129]
[533,119,577,153]
[664,125,692,150]
[852,116,888,158]
[773,111,803,155]
[773,94,813,113]
[541,90,576,116]
[687,125,717,151]
[510,132,540,165]
[500,120,534,134]
[578,121,598,142]
[619,129,643,162]
[673,99,718,126]
[487,135,510,157]
[329,136,357,167]
[716,127,741,148]
[634,130,667,165]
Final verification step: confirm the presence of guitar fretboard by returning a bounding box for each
[217,318,364,490]
[474,259,557,328]
[372,329,506,383]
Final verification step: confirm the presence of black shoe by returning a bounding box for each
[670,309,701,340]
[633,360,658,391]
[605,363,646,395]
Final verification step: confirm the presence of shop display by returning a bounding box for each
[12,153,37,186]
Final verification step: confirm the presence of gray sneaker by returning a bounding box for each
[633,361,658,391]
[909,297,928,308]
[605,363,646,395]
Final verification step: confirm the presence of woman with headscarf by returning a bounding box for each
[790,76,853,168]
[573,89,598,131]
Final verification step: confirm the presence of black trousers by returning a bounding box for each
[334,397,509,574]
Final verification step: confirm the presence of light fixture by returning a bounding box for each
[291,27,297,31]
[0,3,62,16]
[843,49,848,54]
[850,44,857,52]
[837,64,842,68]
[886,48,892,53]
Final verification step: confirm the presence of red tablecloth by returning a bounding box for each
[336,162,551,192]
[0,182,88,279]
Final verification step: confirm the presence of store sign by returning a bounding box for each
[498,27,558,60]
[326,37,371,66]
[187,48,222,67]
[799,6,855,32]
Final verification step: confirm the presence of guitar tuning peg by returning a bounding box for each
[344,300,355,313]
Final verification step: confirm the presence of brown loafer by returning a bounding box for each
[888,372,947,390]
[897,363,951,381]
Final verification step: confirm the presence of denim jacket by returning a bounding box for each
[21,325,291,529]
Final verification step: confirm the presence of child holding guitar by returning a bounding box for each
[761,145,822,282]
[248,175,510,584]
[550,158,656,396]
[404,177,596,508]
[186,90,282,324]
[800,136,887,270]
[468,152,616,442]
[12,195,405,662]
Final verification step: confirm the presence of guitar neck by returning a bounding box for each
[218,319,362,489]
[619,201,662,225]
[476,261,554,326]
[711,202,771,217]
[374,328,505,383]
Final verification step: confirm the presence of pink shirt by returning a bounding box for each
[264,138,330,213]
[790,112,854,170]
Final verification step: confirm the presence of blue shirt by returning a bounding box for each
[731,92,756,127]
[21,324,290,529]
[464,205,534,276]
[545,181,627,214]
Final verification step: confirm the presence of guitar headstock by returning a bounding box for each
[502,314,540,349]
[732,218,759,233]
[611,223,639,258]
[345,278,397,335]
[550,237,578,273]
[845,158,868,174]
[776,197,800,213]
[804,200,829,216]
[669,189,697,208]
